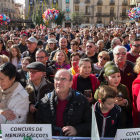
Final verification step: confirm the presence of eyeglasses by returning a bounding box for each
[29,71,40,74]
[86,45,93,48]
[71,44,76,46]
[41,35,45,36]
[99,56,107,61]
[54,77,70,82]
[13,39,18,40]
[35,56,45,59]
[115,52,126,56]
[133,44,140,47]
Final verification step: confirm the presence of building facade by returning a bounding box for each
[61,0,73,27]
[0,0,25,30]
[93,0,130,27]
[73,0,94,26]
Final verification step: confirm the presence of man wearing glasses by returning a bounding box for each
[127,38,140,63]
[99,45,137,102]
[36,69,91,137]
[81,40,98,63]
[26,61,54,123]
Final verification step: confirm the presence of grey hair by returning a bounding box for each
[55,69,73,81]
[86,40,95,45]
[78,58,91,67]
[113,45,127,56]
[97,40,104,45]
[111,37,120,49]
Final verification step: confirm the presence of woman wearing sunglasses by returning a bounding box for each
[93,51,110,75]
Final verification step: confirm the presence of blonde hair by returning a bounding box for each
[53,50,69,64]
[134,57,140,74]
[98,51,110,61]
[1,55,9,63]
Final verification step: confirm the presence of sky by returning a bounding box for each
[15,0,25,6]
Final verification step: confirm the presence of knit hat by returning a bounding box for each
[104,61,120,76]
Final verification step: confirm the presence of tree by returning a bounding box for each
[54,10,65,25]
[71,12,84,25]
[32,9,44,26]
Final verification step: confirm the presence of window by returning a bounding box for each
[122,8,126,15]
[110,7,114,15]
[97,17,102,23]
[66,0,69,3]
[97,7,102,14]
[75,6,79,12]
[86,6,90,14]
[66,15,70,20]
[66,5,69,12]
[110,17,113,22]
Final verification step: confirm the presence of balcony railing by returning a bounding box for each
[84,12,91,15]
[85,0,90,3]
[66,0,69,4]
[110,1,115,5]
[97,1,102,5]
[74,0,80,4]
[120,13,127,17]
[136,0,140,3]
[122,1,128,5]
[96,13,116,17]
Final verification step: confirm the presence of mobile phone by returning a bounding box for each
[84,90,92,98]
[34,102,39,109]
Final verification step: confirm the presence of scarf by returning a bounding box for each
[71,67,76,76]
[0,82,19,109]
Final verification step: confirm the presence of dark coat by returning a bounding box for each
[35,88,92,137]
[26,77,54,123]
[94,101,122,137]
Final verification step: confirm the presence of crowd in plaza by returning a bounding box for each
[0,24,140,137]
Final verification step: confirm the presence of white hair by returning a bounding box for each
[97,40,104,45]
[113,45,127,56]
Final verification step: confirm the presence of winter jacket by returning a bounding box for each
[72,74,100,95]
[35,88,92,137]
[26,76,54,123]
[0,82,29,128]
[94,101,122,137]
[132,74,140,127]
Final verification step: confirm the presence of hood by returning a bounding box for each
[133,74,140,85]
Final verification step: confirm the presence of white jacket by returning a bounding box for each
[0,82,29,128]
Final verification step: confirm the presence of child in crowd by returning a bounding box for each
[94,85,122,137]
[9,45,21,69]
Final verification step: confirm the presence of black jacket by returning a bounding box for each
[18,43,28,54]
[35,88,92,137]
[94,101,122,137]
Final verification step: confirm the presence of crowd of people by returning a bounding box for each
[0,24,140,137]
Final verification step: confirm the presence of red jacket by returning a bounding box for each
[132,74,140,127]
[72,74,100,94]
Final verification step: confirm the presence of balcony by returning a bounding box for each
[65,9,71,13]
[120,13,128,17]
[96,21,102,23]
[84,12,91,16]
[2,8,8,12]
[97,1,102,5]
[74,0,80,4]
[96,13,116,17]
[122,1,128,5]
[110,1,115,5]
[85,0,90,3]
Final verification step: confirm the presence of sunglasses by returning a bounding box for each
[86,45,93,48]
[13,39,18,40]
[99,56,107,60]
[71,44,76,45]
[133,44,140,47]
